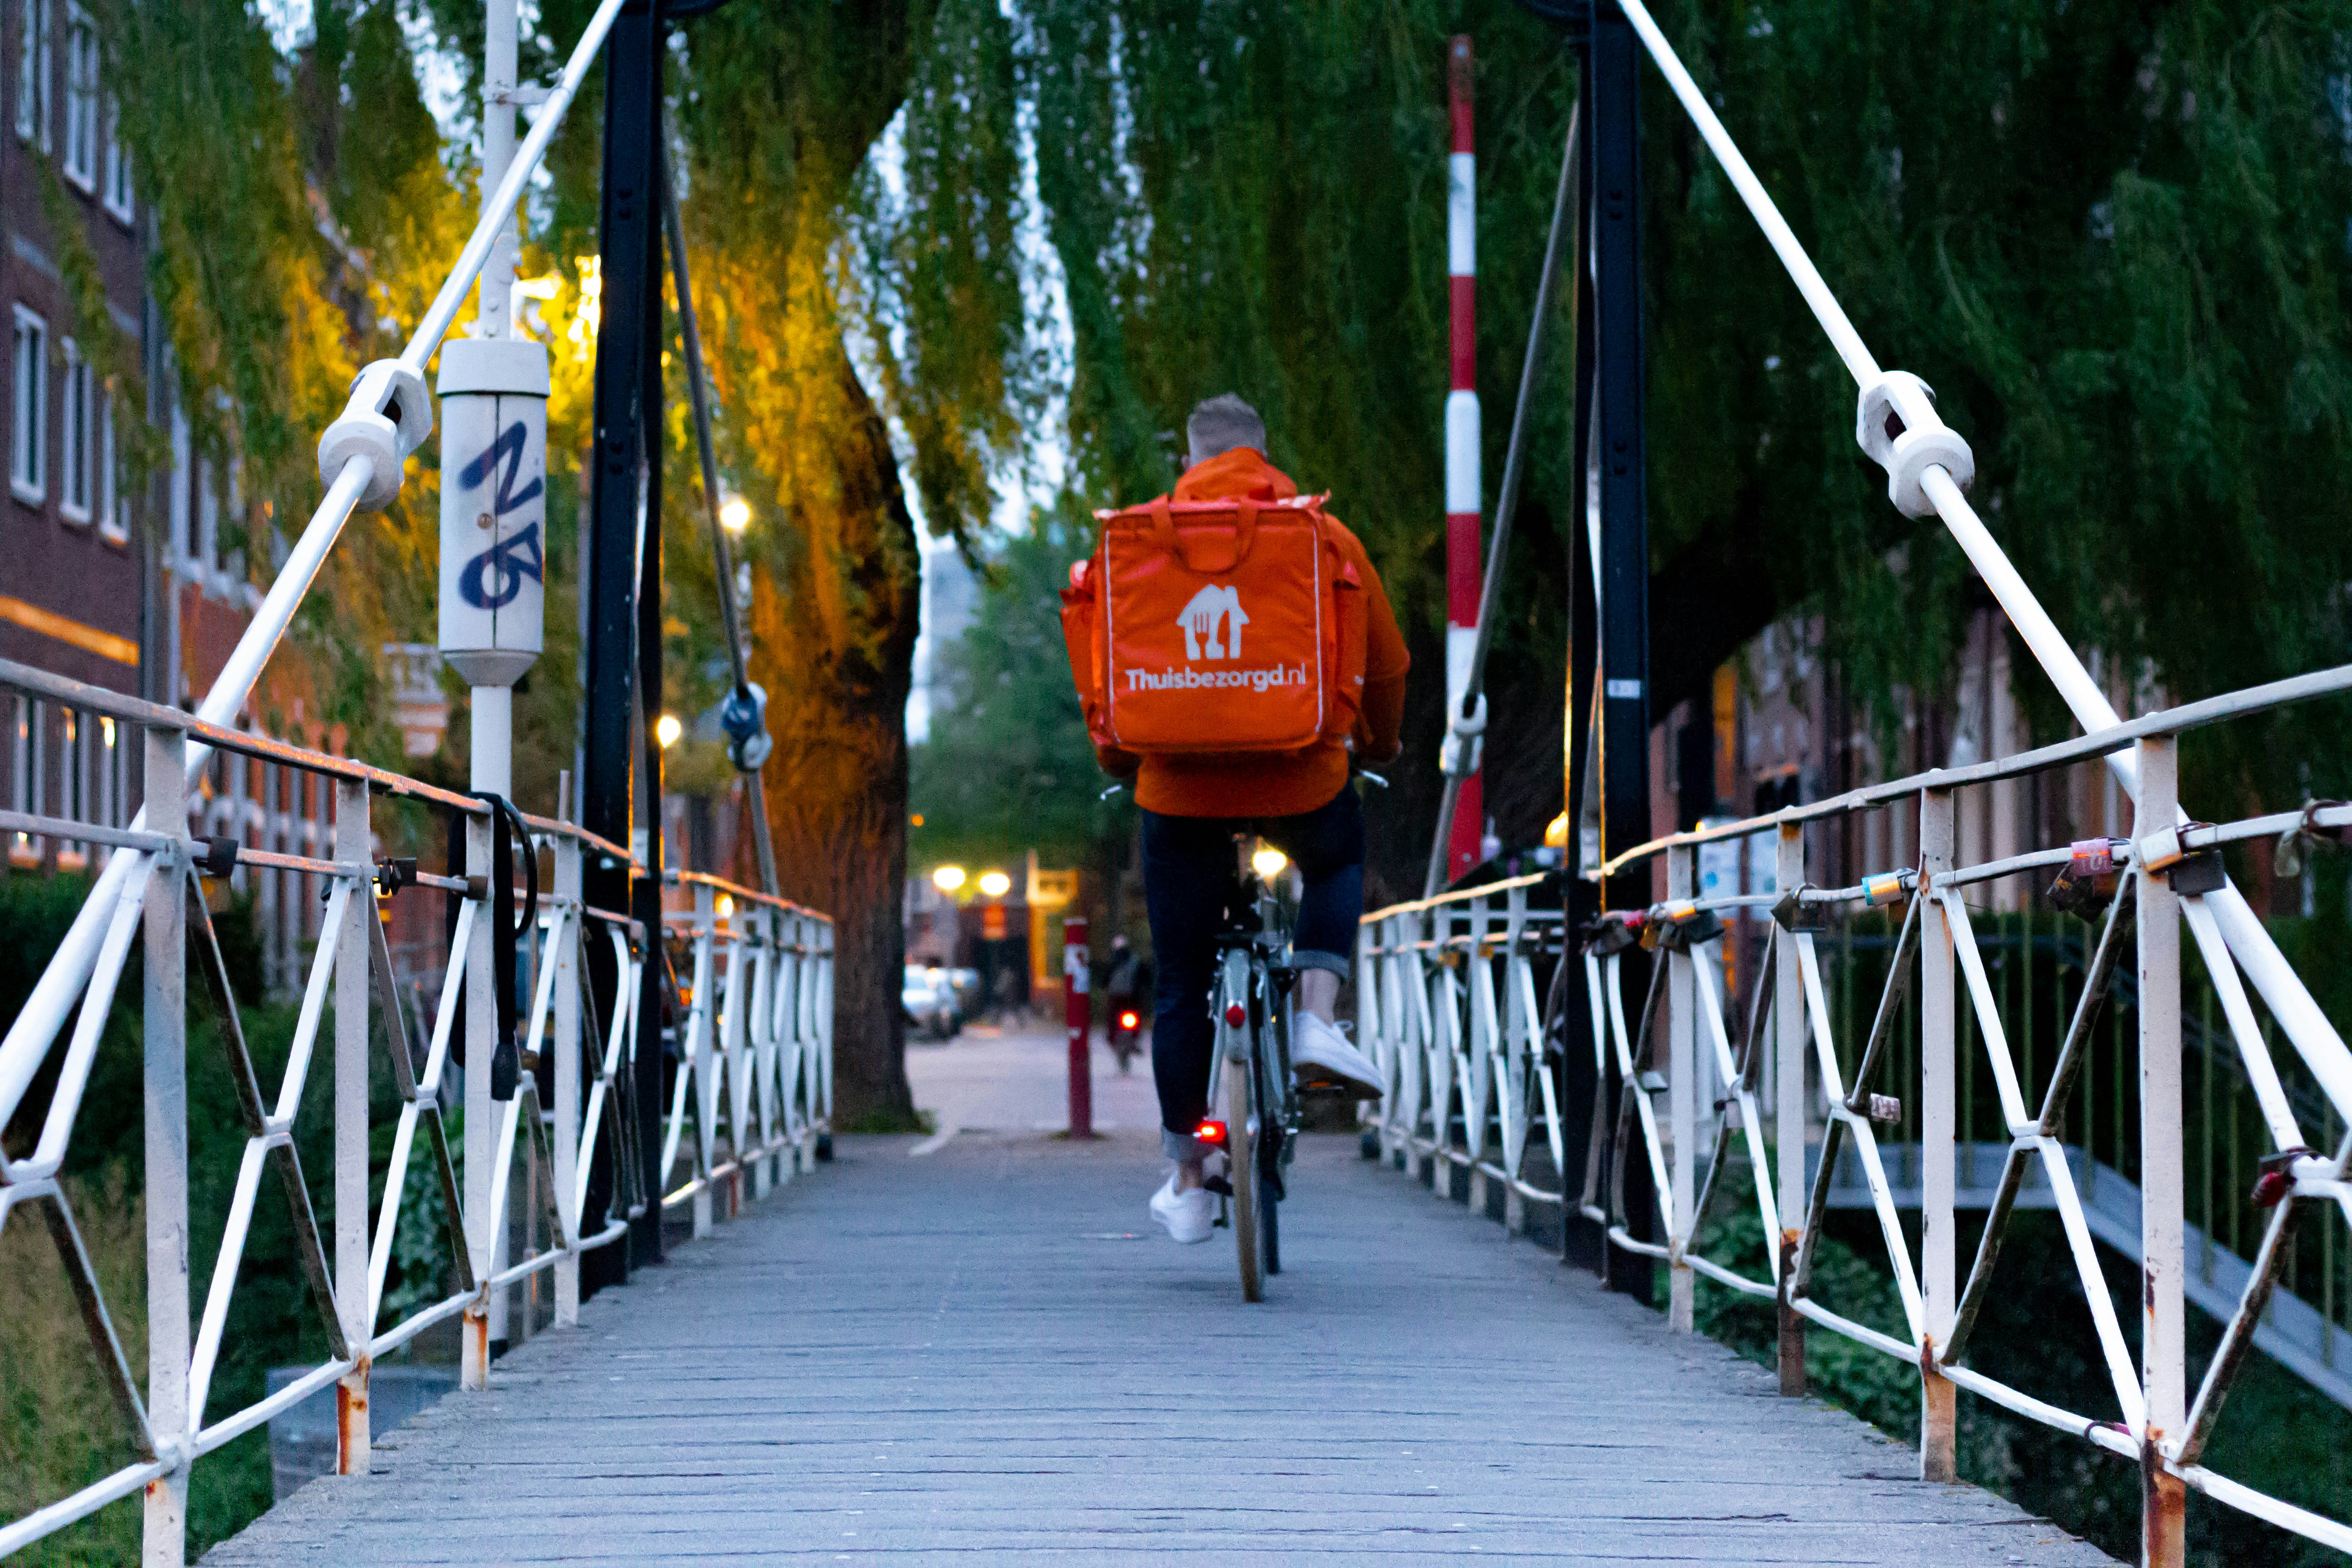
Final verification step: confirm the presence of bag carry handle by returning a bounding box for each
[1146,496,1260,575]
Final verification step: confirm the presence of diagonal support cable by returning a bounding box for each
[659,151,780,899]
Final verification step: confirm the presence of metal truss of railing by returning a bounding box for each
[0,0,628,1190]
[654,871,837,1234]
[1362,668,2352,1557]
[0,660,834,1561]
[1356,874,1573,1235]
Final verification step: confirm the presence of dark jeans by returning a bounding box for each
[1141,784,1365,1160]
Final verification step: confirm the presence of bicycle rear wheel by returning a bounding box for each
[1224,1055,1262,1302]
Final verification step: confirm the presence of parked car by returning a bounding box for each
[903,964,963,1041]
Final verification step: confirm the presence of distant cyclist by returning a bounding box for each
[1086,394,1409,1245]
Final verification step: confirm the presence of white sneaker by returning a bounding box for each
[1150,1172,1215,1244]
[1292,1012,1384,1100]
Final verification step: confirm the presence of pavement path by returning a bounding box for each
[900,1019,1163,1144]
[204,1039,2114,1565]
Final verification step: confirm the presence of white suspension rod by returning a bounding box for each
[400,0,629,373]
[1,0,630,1133]
[1618,0,2352,1125]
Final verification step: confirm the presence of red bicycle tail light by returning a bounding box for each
[1224,1002,1248,1026]
[1119,1010,1139,1029]
[1196,1120,1227,1146]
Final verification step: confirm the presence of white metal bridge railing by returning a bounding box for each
[1362,0,2352,1554]
[1361,666,2352,1555]
[0,3,851,1555]
[0,657,834,1560]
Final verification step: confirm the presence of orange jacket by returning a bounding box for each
[1097,448,1409,818]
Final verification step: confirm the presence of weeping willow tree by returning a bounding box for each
[655,0,1028,1124]
[83,0,471,749]
[889,0,2352,893]
[1638,0,2352,794]
[263,0,2343,1126]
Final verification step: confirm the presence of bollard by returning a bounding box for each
[1064,916,1093,1139]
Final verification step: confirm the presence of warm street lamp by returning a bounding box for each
[977,869,1012,898]
[1251,845,1289,879]
[932,865,966,893]
[655,713,683,749]
[720,497,751,533]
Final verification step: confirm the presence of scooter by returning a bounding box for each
[1108,1003,1146,1074]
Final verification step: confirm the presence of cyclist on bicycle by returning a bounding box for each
[1093,394,1409,1245]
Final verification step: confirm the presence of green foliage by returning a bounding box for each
[82,0,474,761]
[1640,0,2352,785]
[910,514,1122,871]
[896,0,2352,852]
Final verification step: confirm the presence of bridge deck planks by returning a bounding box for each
[204,1131,2113,1564]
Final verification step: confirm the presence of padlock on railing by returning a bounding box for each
[1652,900,1725,951]
[2049,838,2125,919]
[1861,870,1911,908]
[1582,910,1643,958]
[2251,1146,2316,1209]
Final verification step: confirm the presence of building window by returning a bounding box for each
[197,454,219,588]
[100,94,128,219]
[58,337,90,522]
[59,4,92,188]
[98,387,125,542]
[59,706,83,860]
[96,713,117,828]
[14,0,49,151]
[11,307,46,505]
[10,696,43,865]
[168,394,190,569]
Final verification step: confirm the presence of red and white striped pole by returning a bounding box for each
[1443,35,1484,882]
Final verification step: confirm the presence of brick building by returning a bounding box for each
[4,0,147,876]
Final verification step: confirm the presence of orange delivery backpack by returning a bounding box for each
[1061,490,1368,757]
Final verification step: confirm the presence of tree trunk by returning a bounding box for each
[748,348,921,1130]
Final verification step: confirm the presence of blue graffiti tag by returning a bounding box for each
[456,419,546,612]
[459,521,543,610]
[458,419,544,517]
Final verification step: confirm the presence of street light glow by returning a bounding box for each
[978,870,1012,898]
[932,865,966,893]
[720,497,752,534]
[1251,846,1289,879]
[655,713,683,749]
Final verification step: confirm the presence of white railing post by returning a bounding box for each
[333,777,372,1473]
[462,806,495,1390]
[1667,844,1696,1333]
[1355,921,1382,1142]
[749,909,776,1198]
[1774,821,1808,1393]
[775,912,801,1184]
[2136,736,2188,1566]
[1385,913,1414,1171]
[142,722,188,1566]
[552,833,583,1326]
[1501,884,1531,1236]
[1465,895,1494,1216]
[1918,786,1958,1480]
[690,883,717,1237]
[1430,906,1457,1203]
[818,919,835,1152]
[720,905,750,1216]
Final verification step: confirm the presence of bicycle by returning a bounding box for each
[1199,843,1301,1302]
